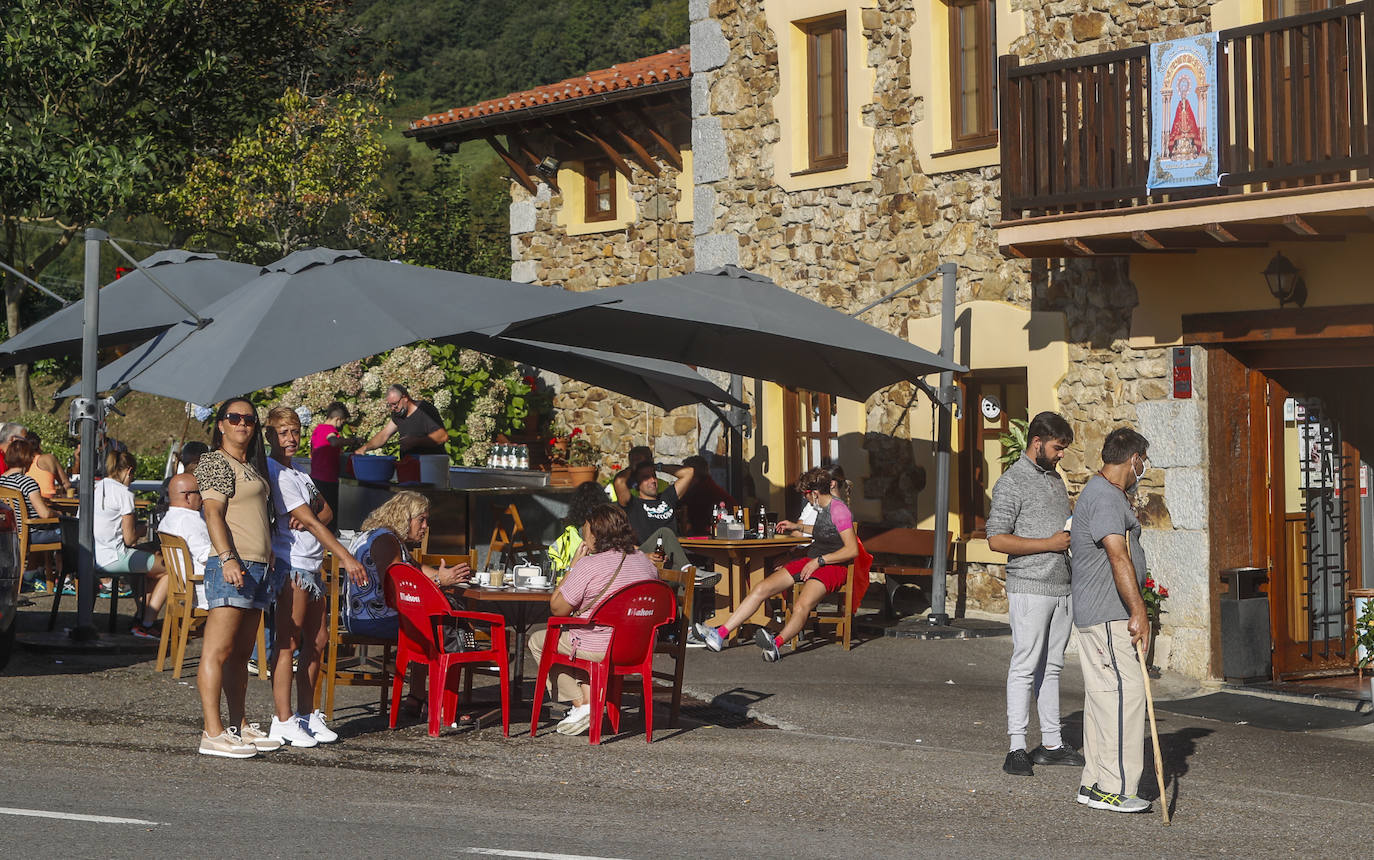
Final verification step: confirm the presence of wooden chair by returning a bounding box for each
[0,484,62,586]
[654,566,695,727]
[483,502,541,571]
[788,562,856,651]
[154,532,268,680]
[318,552,394,720]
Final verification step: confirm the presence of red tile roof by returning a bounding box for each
[409,46,690,133]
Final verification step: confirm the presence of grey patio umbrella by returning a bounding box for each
[0,250,257,367]
[489,266,964,401]
[62,248,613,404]
[445,333,746,411]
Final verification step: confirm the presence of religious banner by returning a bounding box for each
[1146,33,1220,191]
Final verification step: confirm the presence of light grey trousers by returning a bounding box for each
[1005,591,1073,751]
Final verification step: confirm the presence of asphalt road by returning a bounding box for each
[2,614,1373,859]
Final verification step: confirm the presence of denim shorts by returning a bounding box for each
[272,558,324,602]
[204,556,273,611]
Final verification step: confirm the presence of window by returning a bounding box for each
[948,0,997,150]
[957,372,1026,538]
[1264,0,1344,18]
[803,15,848,171]
[783,388,838,476]
[583,159,615,222]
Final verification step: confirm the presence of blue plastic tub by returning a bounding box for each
[351,455,396,483]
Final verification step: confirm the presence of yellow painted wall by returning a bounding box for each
[1129,241,1374,347]
[555,161,637,236]
[907,301,1068,561]
[912,0,1026,173]
[675,148,694,223]
[751,381,874,521]
[1211,0,1265,31]
[764,0,876,192]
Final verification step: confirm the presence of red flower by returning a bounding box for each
[548,437,558,446]
[1158,586,1170,598]
[1144,577,1155,589]
[571,427,583,435]
[523,375,536,386]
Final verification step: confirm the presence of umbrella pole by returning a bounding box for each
[71,229,107,641]
[926,263,957,627]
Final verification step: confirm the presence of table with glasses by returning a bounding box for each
[456,583,554,704]
[682,534,809,632]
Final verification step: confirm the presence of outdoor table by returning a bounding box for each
[682,535,809,633]
[456,584,553,704]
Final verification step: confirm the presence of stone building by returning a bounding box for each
[410,0,1374,685]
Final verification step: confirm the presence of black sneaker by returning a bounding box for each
[1002,748,1034,776]
[1076,785,1093,805]
[1031,744,1086,767]
[1083,783,1151,813]
[692,569,722,588]
[754,628,782,662]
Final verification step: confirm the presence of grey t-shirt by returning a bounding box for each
[1070,474,1147,627]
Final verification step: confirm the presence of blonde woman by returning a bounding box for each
[347,490,471,717]
[263,407,365,747]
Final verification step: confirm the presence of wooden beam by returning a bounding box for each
[608,122,663,177]
[1063,238,1095,256]
[1131,230,1165,250]
[1205,222,1240,243]
[484,136,537,194]
[1284,214,1319,235]
[1001,244,1030,259]
[574,128,634,179]
[631,108,683,169]
[509,134,558,192]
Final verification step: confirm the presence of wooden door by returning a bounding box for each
[1263,379,1359,678]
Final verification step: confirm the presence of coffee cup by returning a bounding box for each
[529,575,550,589]
[476,570,491,587]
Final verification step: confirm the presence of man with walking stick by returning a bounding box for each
[1069,427,1154,814]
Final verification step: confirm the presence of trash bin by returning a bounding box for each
[1218,566,1271,683]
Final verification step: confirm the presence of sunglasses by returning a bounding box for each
[223,412,258,426]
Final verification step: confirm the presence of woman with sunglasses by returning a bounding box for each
[694,466,858,661]
[194,399,282,758]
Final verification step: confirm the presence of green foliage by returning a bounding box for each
[1358,599,1374,669]
[350,0,688,110]
[14,412,74,471]
[161,77,397,264]
[998,418,1030,468]
[391,155,508,278]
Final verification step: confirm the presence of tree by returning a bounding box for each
[0,0,340,408]
[392,155,508,279]
[161,75,396,264]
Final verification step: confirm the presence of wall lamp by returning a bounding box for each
[1262,252,1306,309]
[534,155,559,181]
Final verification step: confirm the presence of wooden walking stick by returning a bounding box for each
[1136,639,1171,825]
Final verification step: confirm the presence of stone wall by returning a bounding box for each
[1011,0,1214,62]
[508,157,700,471]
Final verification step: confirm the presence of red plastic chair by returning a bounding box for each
[385,562,511,737]
[529,579,677,745]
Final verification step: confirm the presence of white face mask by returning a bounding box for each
[1131,456,1147,485]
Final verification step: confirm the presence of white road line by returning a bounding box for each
[0,806,167,826]
[458,849,630,860]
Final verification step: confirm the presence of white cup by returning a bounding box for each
[529,576,549,589]
[476,571,491,587]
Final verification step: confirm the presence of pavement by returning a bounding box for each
[3,600,1374,858]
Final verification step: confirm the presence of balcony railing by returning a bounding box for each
[999,2,1373,218]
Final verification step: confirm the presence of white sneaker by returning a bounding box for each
[239,722,284,751]
[554,703,591,735]
[199,728,257,758]
[304,710,338,743]
[267,716,318,748]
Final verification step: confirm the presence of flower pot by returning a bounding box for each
[548,464,572,487]
[566,465,597,486]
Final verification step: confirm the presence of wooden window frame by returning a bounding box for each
[802,13,848,172]
[947,0,998,151]
[957,371,1024,539]
[1263,0,1343,20]
[583,158,616,223]
[782,388,839,511]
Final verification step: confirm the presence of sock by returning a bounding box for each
[773,635,783,647]
[1010,734,1027,752]
[716,626,729,638]
[1043,734,1063,750]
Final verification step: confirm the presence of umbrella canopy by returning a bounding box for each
[490,266,964,402]
[0,250,258,367]
[445,333,745,411]
[62,248,613,404]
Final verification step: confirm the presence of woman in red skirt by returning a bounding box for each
[695,466,857,661]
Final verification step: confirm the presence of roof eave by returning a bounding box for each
[404,77,691,145]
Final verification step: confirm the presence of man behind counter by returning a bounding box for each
[354,384,449,457]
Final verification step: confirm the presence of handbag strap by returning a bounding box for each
[577,551,628,618]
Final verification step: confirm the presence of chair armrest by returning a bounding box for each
[29,517,60,526]
[544,616,594,631]
[449,610,508,628]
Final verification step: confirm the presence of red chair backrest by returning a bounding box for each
[587,579,677,666]
[386,562,451,660]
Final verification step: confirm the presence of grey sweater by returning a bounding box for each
[985,454,1071,596]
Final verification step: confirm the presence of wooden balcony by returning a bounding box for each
[997,2,1374,256]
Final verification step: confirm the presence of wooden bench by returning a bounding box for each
[855,525,952,618]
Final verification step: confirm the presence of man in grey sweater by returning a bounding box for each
[986,411,1085,776]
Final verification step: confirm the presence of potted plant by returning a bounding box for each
[547,427,598,485]
[998,417,1030,467]
[1141,575,1170,677]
